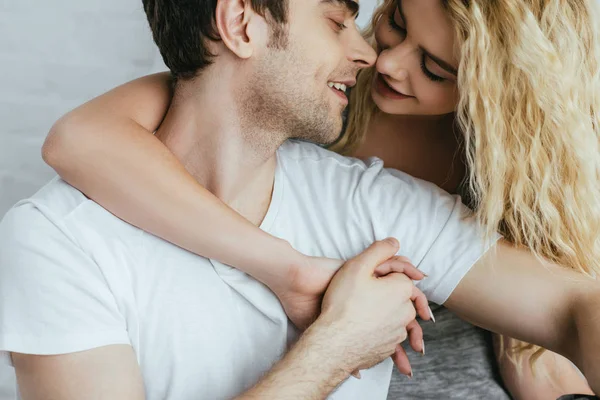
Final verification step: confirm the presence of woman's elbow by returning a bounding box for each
[42,115,78,173]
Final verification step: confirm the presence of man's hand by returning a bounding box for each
[277,248,429,331]
[316,238,431,375]
[241,239,432,400]
[272,241,431,376]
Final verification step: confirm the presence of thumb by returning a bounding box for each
[346,238,400,274]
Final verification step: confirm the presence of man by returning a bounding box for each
[0,0,599,399]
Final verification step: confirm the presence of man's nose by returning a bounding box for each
[348,33,377,68]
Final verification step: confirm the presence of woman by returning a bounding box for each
[43,0,599,398]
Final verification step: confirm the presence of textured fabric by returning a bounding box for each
[387,305,510,399]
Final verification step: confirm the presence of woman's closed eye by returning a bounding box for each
[387,6,406,34]
[420,55,446,83]
[387,4,446,84]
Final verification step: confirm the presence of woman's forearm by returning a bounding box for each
[43,83,303,289]
[494,334,593,400]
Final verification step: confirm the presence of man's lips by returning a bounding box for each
[328,80,355,105]
[329,85,349,104]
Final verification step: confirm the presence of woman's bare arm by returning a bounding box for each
[495,333,594,399]
[43,73,303,289]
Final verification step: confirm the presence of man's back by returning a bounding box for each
[0,140,491,399]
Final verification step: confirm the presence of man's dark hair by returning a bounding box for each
[143,0,289,81]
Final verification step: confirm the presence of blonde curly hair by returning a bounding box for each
[334,0,600,368]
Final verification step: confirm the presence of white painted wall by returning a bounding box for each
[0,0,162,217]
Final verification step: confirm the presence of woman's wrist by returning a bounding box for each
[237,235,308,292]
[263,239,309,292]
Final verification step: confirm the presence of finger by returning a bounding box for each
[391,344,413,377]
[374,258,425,281]
[345,238,400,274]
[406,319,425,355]
[411,285,431,321]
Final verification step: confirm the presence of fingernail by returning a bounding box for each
[408,370,414,379]
[428,306,436,323]
[384,237,399,247]
[352,371,361,379]
[421,340,425,356]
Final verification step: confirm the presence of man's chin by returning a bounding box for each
[316,115,344,145]
[291,124,341,146]
[287,105,343,145]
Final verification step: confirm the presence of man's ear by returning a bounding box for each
[215,0,268,60]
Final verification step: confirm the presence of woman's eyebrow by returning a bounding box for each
[398,0,458,76]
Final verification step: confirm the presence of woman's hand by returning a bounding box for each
[278,255,428,328]
[274,256,342,330]
[273,252,433,377]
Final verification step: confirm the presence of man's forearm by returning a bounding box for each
[238,323,350,400]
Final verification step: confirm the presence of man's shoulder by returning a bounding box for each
[1,177,141,247]
[277,140,444,195]
[1,178,85,234]
[277,140,390,187]
[279,139,377,170]
[13,177,90,220]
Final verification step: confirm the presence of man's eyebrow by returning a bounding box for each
[397,0,458,76]
[320,0,360,18]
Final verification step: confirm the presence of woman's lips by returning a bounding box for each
[374,74,414,100]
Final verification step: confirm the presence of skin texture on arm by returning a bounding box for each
[238,323,351,399]
[43,73,301,291]
[445,240,600,394]
[494,335,594,400]
[10,326,350,400]
[242,240,424,399]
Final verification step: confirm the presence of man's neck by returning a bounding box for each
[155,74,285,225]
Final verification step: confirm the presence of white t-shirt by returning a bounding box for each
[0,140,498,400]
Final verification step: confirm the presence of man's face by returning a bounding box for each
[242,0,376,145]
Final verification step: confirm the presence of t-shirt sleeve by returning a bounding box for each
[0,202,130,366]
[356,164,501,305]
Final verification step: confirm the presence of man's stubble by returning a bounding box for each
[237,42,344,153]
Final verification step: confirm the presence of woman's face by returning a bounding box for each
[371,0,460,117]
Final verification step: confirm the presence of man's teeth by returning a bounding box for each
[328,82,347,93]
